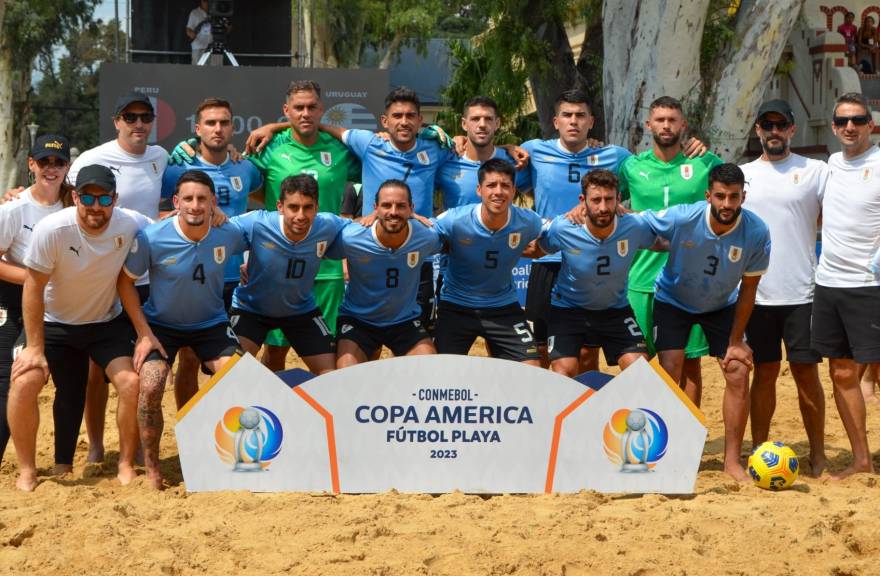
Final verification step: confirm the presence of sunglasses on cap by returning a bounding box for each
[35,157,69,169]
[832,114,870,127]
[118,112,155,124]
[78,193,115,207]
[758,119,790,131]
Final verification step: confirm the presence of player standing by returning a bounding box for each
[740,99,827,475]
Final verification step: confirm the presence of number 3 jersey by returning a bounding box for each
[539,214,657,310]
[641,201,770,314]
[433,204,543,308]
[325,221,442,326]
[124,218,248,329]
[230,211,349,317]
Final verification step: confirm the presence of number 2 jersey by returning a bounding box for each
[325,221,442,326]
[124,218,248,329]
[641,201,770,314]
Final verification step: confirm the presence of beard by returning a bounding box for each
[652,130,681,148]
[710,205,742,225]
[760,135,788,156]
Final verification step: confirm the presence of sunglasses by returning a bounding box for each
[35,157,69,169]
[758,120,790,131]
[832,114,870,127]
[78,193,115,207]
[118,112,155,124]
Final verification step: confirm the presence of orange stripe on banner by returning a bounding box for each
[293,387,340,494]
[648,357,706,426]
[544,388,594,493]
[177,354,241,421]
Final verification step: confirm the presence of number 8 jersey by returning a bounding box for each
[641,201,771,314]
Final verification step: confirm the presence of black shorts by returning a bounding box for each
[417,261,436,332]
[229,307,335,357]
[144,322,242,366]
[14,314,137,371]
[222,281,237,311]
[434,301,538,362]
[745,303,821,364]
[525,261,561,345]
[811,285,880,362]
[337,315,430,358]
[653,300,736,358]
[548,305,648,366]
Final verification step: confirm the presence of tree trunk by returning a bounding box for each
[378,33,403,70]
[702,0,803,160]
[0,44,21,191]
[602,0,710,150]
[526,14,582,138]
[576,17,605,141]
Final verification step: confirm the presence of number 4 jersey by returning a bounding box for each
[641,201,771,314]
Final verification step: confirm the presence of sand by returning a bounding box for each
[1,349,879,576]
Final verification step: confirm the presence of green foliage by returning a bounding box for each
[691,0,738,134]
[2,0,99,69]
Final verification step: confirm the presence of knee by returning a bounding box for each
[724,361,750,385]
[11,371,44,399]
[113,372,140,400]
[829,361,856,384]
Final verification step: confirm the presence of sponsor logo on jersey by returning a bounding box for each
[588,154,599,166]
[320,151,332,167]
[864,168,873,181]
[680,165,693,180]
[68,245,81,257]
[162,257,177,265]
[130,238,139,253]
[458,237,473,246]
[230,176,243,192]
[413,320,421,328]
[340,323,353,334]
[151,161,159,174]
[214,246,227,264]
[22,223,34,231]
[638,171,650,180]
[508,232,522,249]
[728,245,742,263]
[0,306,6,327]
[114,235,125,250]
[417,151,430,166]
[316,240,328,258]
[407,251,420,268]
[358,256,371,264]
[682,240,695,249]
[566,247,582,255]
[617,239,629,257]
[281,154,291,162]
[261,241,276,250]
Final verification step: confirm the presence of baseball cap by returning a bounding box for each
[30,134,70,162]
[755,99,795,124]
[113,91,154,116]
[75,164,116,193]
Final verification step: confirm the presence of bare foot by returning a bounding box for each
[15,470,38,492]
[117,464,137,486]
[831,463,874,481]
[53,463,73,476]
[86,445,105,463]
[145,469,164,490]
[724,462,751,483]
[807,454,827,478]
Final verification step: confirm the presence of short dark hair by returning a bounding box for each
[375,179,413,205]
[708,163,745,189]
[554,89,592,115]
[834,92,872,116]
[478,158,515,185]
[581,169,619,194]
[279,174,319,203]
[385,87,420,113]
[463,96,499,117]
[175,169,215,196]
[649,96,683,113]
[286,80,321,99]
[195,98,232,122]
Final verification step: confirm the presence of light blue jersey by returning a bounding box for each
[124,218,248,329]
[433,204,542,308]
[343,129,455,217]
[435,148,527,210]
[230,211,348,317]
[641,201,771,314]
[520,139,631,263]
[161,156,262,283]
[325,220,441,326]
[539,214,657,310]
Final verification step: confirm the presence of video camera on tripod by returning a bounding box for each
[197,0,238,66]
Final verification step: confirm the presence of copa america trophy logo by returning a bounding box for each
[602,408,669,473]
[214,406,284,471]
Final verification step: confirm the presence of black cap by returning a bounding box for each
[31,134,70,162]
[75,165,116,193]
[113,91,154,116]
[756,99,795,124]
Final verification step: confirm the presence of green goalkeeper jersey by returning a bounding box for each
[619,149,723,293]
[248,129,361,280]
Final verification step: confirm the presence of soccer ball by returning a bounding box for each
[747,441,799,490]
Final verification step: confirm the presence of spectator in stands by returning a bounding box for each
[839,11,858,68]
[858,14,880,73]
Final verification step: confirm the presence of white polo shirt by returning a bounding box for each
[0,187,64,266]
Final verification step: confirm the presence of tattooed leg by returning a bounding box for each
[138,359,169,489]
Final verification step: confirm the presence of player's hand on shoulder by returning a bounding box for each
[682,136,708,158]
[412,213,434,228]
[565,203,587,225]
[211,207,229,227]
[11,346,49,381]
[501,144,529,170]
[521,239,543,259]
[586,138,605,148]
[245,124,276,155]
[169,138,199,166]
[452,135,468,156]
[419,124,453,150]
[227,144,243,163]
[357,211,378,227]
[2,186,24,204]
[721,340,753,372]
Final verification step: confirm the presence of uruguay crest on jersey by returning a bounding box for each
[114,235,125,250]
[417,151,430,166]
[508,232,522,249]
[320,151,332,167]
[407,251,420,268]
[230,176,243,191]
[680,164,693,180]
[214,246,226,264]
[588,154,599,166]
[316,240,328,258]
[617,239,629,257]
[863,168,872,181]
[792,172,800,185]
[728,245,742,263]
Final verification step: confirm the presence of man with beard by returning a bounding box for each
[118,170,246,489]
[161,98,262,408]
[811,92,880,479]
[740,99,828,476]
[534,170,656,376]
[618,96,723,405]
[644,163,770,481]
[325,180,441,367]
